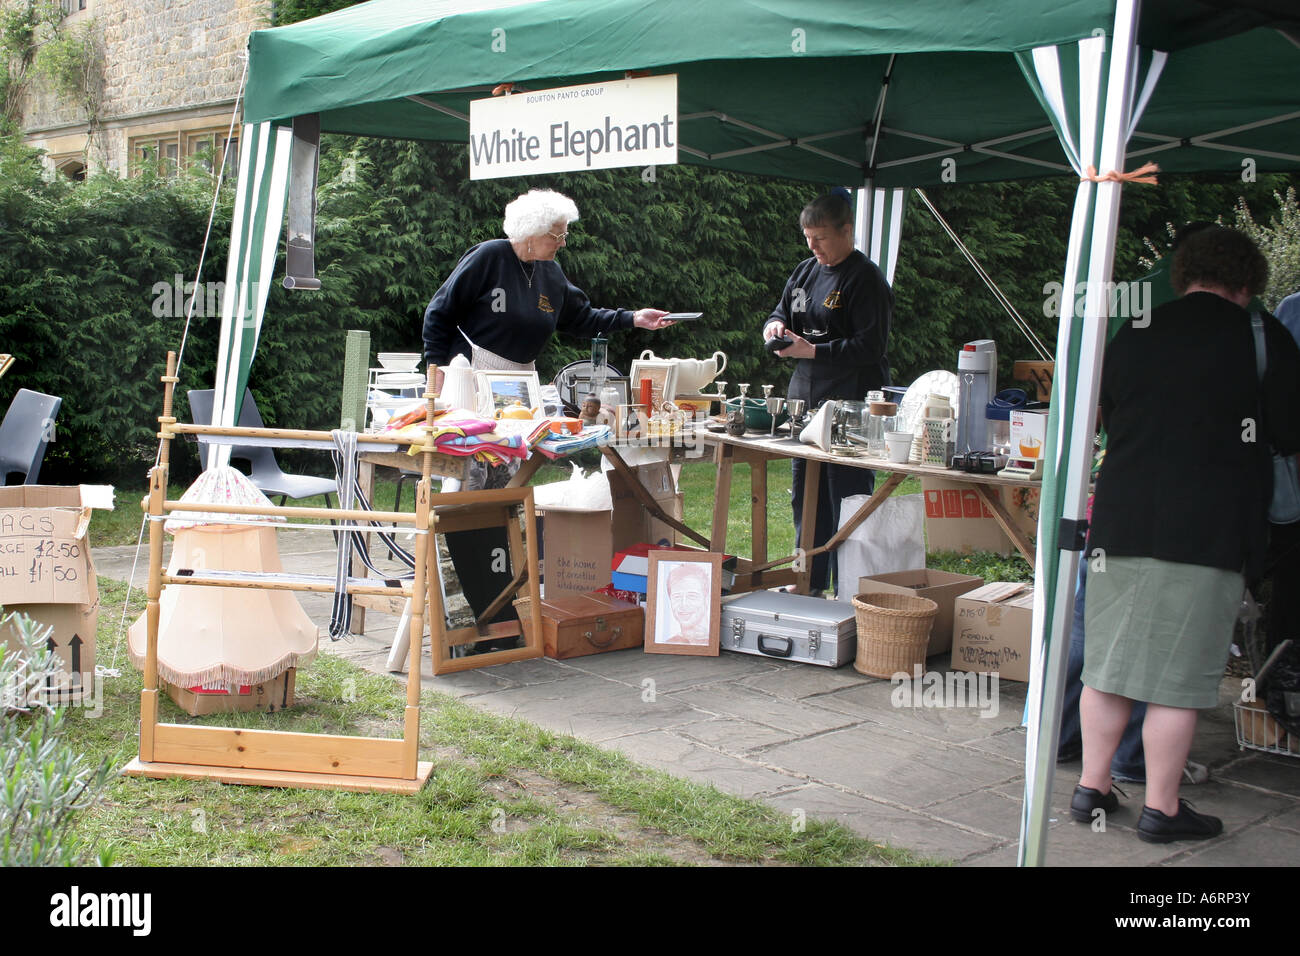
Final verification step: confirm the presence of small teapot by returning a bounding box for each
[496,402,536,420]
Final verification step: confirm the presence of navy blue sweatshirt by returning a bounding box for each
[423,239,634,367]
[765,249,892,405]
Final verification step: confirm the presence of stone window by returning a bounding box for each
[50,154,87,181]
[60,0,88,15]
[130,128,239,178]
[132,134,181,177]
[185,129,240,178]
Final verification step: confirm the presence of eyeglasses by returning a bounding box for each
[548,231,568,242]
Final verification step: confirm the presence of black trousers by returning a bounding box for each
[790,459,875,593]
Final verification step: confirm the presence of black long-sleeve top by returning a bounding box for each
[423,239,634,367]
[1090,291,1300,581]
[765,249,892,404]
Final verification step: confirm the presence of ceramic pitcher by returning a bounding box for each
[638,349,728,395]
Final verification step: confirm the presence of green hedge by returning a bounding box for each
[2,134,1291,485]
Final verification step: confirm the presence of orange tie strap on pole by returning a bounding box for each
[1081,161,1160,185]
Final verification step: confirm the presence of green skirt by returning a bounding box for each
[1083,555,1242,709]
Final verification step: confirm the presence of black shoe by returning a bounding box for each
[1070,784,1119,823]
[1136,800,1223,843]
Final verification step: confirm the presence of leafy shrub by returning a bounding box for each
[0,611,115,867]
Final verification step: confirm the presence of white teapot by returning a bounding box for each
[637,349,728,395]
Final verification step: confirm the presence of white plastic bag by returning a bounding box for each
[834,493,925,591]
[531,463,613,511]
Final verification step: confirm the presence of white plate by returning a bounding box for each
[896,369,960,436]
[375,372,425,387]
[377,352,421,371]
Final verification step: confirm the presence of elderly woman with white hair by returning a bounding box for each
[423,188,670,392]
[422,189,671,648]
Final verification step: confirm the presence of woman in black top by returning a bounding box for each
[423,188,670,394]
[1074,227,1300,843]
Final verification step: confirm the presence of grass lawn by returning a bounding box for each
[68,578,937,867]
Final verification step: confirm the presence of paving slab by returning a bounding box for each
[560,647,780,693]
[605,730,805,798]
[924,787,1029,843]
[760,783,1004,862]
[464,673,707,743]
[1177,821,1300,866]
[1212,753,1300,796]
[736,663,871,699]
[666,683,861,740]
[756,723,1021,809]
[675,716,812,752]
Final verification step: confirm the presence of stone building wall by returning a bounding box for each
[19,0,271,175]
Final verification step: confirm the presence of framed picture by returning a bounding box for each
[615,403,646,438]
[475,370,542,418]
[570,374,631,409]
[627,360,678,414]
[644,550,722,656]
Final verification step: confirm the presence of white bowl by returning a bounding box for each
[377,352,421,371]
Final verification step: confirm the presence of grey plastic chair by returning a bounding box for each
[187,388,337,508]
[0,388,62,485]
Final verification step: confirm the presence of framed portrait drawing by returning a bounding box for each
[644,550,722,656]
[627,360,678,414]
[475,370,542,418]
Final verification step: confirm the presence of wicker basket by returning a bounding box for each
[852,591,939,678]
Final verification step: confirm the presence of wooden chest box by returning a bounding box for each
[164,669,296,716]
[515,592,644,659]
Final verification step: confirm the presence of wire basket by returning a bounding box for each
[851,591,939,678]
[1233,700,1299,758]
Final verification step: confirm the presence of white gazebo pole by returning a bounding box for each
[1019,0,1143,866]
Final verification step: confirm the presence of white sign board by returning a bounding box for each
[469,74,677,180]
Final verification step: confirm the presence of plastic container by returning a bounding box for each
[885,430,913,463]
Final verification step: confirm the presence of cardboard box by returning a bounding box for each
[538,463,682,598]
[1010,407,1049,462]
[537,507,615,597]
[0,598,98,703]
[951,582,1035,682]
[608,461,683,552]
[858,568,985,656]
[0,485,97,605]
[165,670,296,716]
[921,478,1039,557]
[0,485,108,701]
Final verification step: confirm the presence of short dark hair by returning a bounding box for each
[799,193,853,231]
[1170,226,1268,297]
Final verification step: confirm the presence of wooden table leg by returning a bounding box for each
[506,453,546,488]
[710,443,734,553]
[973,484,1036,567]
[599,444,710,547]
[796,459,821,594]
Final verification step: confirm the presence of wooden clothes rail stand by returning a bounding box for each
[125,353,543,793]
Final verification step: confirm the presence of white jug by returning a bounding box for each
[638,349,728,395]
[439,354,477,411]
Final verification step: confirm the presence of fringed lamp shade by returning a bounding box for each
[128,467,319,690]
